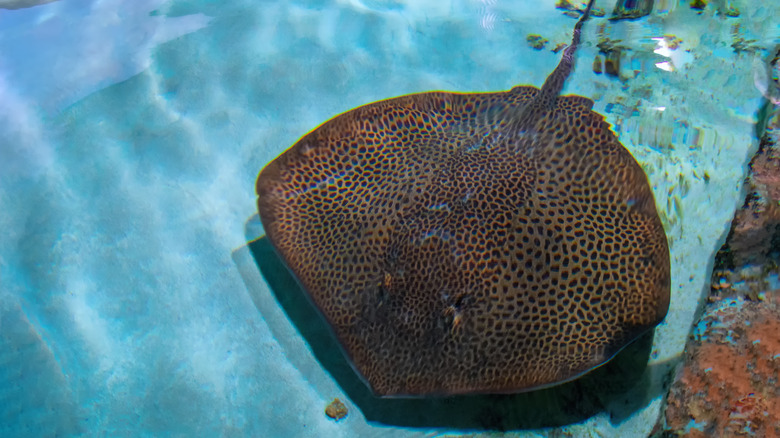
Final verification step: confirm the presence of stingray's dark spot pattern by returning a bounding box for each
[255,0,669,397]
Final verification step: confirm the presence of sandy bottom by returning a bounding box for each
[0,0,778,436]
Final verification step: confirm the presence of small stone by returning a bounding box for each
[554,0,576,12]
[592,55,603,74]
[663,34,683,50]
[325,398,348,421]
[526,34,548,51]
[725,6,740,17]
[604,51,620,77]
[551,43,568,54]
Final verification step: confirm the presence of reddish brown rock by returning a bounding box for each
[665,295,780,437]
[663,52,780,437]
[325,398,348,421]
[727,134,780,268]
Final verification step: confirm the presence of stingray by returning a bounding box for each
[255,0,670,397]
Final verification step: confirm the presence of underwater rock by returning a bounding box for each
[663,52,780,437]
[609,0,654,21]
[690,0,708,11]
[595,37,625,80]
[526,34,548,50]
[325,398,348,421]
[718,102,780,268]
[592,55,603,74]
[664,297,780,437]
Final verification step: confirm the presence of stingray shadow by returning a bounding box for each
[235,230,675,430]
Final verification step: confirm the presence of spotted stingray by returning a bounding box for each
[256,0,670,397]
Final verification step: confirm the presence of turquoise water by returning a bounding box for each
[0,0,778,436]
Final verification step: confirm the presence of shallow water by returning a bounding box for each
[1,0,778,437]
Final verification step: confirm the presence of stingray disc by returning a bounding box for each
[256,6,670,398]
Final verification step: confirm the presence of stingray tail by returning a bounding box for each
[538,0,596,100]
[505,0,596,133]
